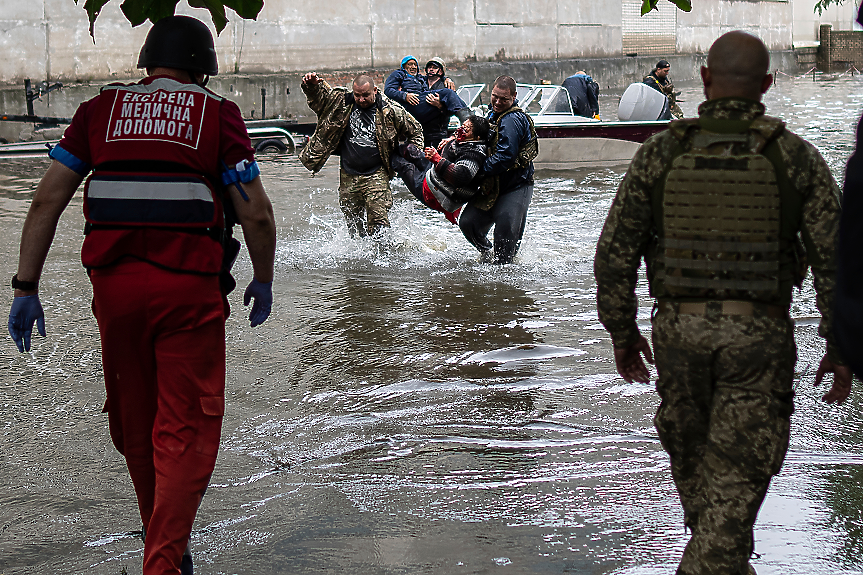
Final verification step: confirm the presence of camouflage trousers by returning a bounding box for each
[339,168,393,237]
[652,302,796,575]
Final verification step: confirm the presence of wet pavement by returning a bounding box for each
[1,74,863,574]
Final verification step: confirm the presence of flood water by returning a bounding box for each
[2,74,863,575]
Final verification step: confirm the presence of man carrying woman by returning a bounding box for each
[385,55,470,147]
[392,115,490,224]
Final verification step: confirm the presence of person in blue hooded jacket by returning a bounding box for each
[562,71,600,119]
[385,55,469,147]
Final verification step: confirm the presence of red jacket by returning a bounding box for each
[55,75,254,274]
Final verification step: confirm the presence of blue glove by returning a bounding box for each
[243,279,272,328]
[8,295,46,352]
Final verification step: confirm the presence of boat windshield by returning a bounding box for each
[543,88,574,115]
[456,84,485,107]
[515,84,535,106]
[522,86,573,116]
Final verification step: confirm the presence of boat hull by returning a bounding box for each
[534,137,643,170]
[533,120,668,169]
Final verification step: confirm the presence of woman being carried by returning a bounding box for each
[391,115,490,224]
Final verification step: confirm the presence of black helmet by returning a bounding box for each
[137,15,218,76]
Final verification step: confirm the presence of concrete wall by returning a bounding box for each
[677,0,793,53]
[793,0,860,46]
[0,0,795,85]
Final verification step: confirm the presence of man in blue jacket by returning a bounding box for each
[385,55,468,146]
[458,75,538,264]
[562,71,600,119]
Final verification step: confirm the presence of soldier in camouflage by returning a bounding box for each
[595,31,852,575]
[300,72,423,236]
[644,59,684,119]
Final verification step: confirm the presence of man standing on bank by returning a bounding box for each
[459,75,538,264]
[595,31,851,575]
[644,59,684,119]
[7,16,276,575]
[300,72,423,237]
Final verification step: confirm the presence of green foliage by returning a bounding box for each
[814,0,849,15]
[641,0,693,15]
[81,0,692,41]
[78,0,263,40]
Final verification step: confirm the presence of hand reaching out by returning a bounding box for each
[425,147,442,163]
[437,135,456,150]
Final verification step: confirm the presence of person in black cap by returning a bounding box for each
[644,59,683,118]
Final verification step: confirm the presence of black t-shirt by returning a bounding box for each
[340,105,382,175]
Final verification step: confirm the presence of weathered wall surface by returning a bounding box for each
[677,0,793,53]
[0,0,794,85]
[793,0,860,46]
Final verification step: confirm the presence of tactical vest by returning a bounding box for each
[651,115,804,305]
[79,77,228,274]
[473,105,539,211]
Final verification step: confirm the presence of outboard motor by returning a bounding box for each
[618,82,670,121]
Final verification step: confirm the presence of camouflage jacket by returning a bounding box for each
[594,97,844,363]
[299,80,423,178]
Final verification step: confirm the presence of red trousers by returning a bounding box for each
[91,260,226,575]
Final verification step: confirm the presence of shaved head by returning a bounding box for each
[353,74,374,89]
[702,31,772,101]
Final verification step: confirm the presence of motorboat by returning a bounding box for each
[0,83,668,170]
[454,83,669,169]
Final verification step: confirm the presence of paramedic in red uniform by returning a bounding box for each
[6,16,276,575]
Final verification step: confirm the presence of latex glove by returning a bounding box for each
[426,148,442,164]
[243,279,272,327]
[8,295,46,353]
